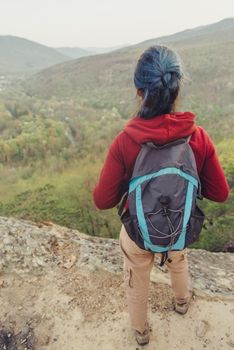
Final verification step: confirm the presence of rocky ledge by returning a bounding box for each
[0,216,233,350]
[0,216,233,299]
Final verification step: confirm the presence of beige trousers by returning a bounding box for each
[119,226,191,333]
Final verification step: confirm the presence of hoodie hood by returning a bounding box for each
[124,112,197,145]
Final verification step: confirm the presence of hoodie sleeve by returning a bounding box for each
[198,128,230,202]
[93,135,128,209]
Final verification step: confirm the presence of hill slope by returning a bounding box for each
[25,18,234,120]
[0,36,70,73]
[56,46,93,59]
[56,44,127,59]
[137,17,234,48]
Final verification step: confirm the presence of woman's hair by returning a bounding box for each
[134,45,183,119]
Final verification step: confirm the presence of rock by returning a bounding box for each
[3,237,11,245]
[80,255,89,263]
[63,255,77,269]
[195,320,210,338]
[0,216,233,350]
[227,339,234,348]
[0,216,233,299]
[32,257,46,267]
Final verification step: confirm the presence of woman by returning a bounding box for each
[93,45,229,346]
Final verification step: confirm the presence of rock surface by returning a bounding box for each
[0,216,233,350]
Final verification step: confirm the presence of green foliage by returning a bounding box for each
[0,102,73,164]
[191,215,234,251]
[191,143,234,251]
[0,162,121,238]
[5,101,29,119]
[0,86,233,250]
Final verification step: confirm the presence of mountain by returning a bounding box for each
[56,46,93,59]
[0,36,70,74]
[25,18,234,120]
[56,44,128,59]
[84,44,129,54]
[137,17,234,48]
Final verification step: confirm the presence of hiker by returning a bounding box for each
[93,45,229,346]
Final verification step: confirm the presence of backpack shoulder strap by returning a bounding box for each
[117,191,128,218]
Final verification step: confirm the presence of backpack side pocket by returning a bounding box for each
[121,209,145,250]
[186,204,205,246]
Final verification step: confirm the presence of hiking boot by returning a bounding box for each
[174,300,190,315]
[135,327,150,346]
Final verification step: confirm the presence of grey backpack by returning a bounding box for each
[119,138,205,260]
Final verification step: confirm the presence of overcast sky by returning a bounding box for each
[0,0,234,48]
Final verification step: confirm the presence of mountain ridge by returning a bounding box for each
[56,46,93,59]
[136,17,234,47]
[0,35,71,73]
[56,44,128,59]
[24,17,234,122]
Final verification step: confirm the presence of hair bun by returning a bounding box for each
[161,72,171,88]
[163,72,171,83]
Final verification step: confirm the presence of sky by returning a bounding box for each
[0,0,234,48]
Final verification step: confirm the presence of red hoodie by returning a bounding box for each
[93,112,229,209]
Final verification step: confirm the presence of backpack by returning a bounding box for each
[118,137,205,263]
